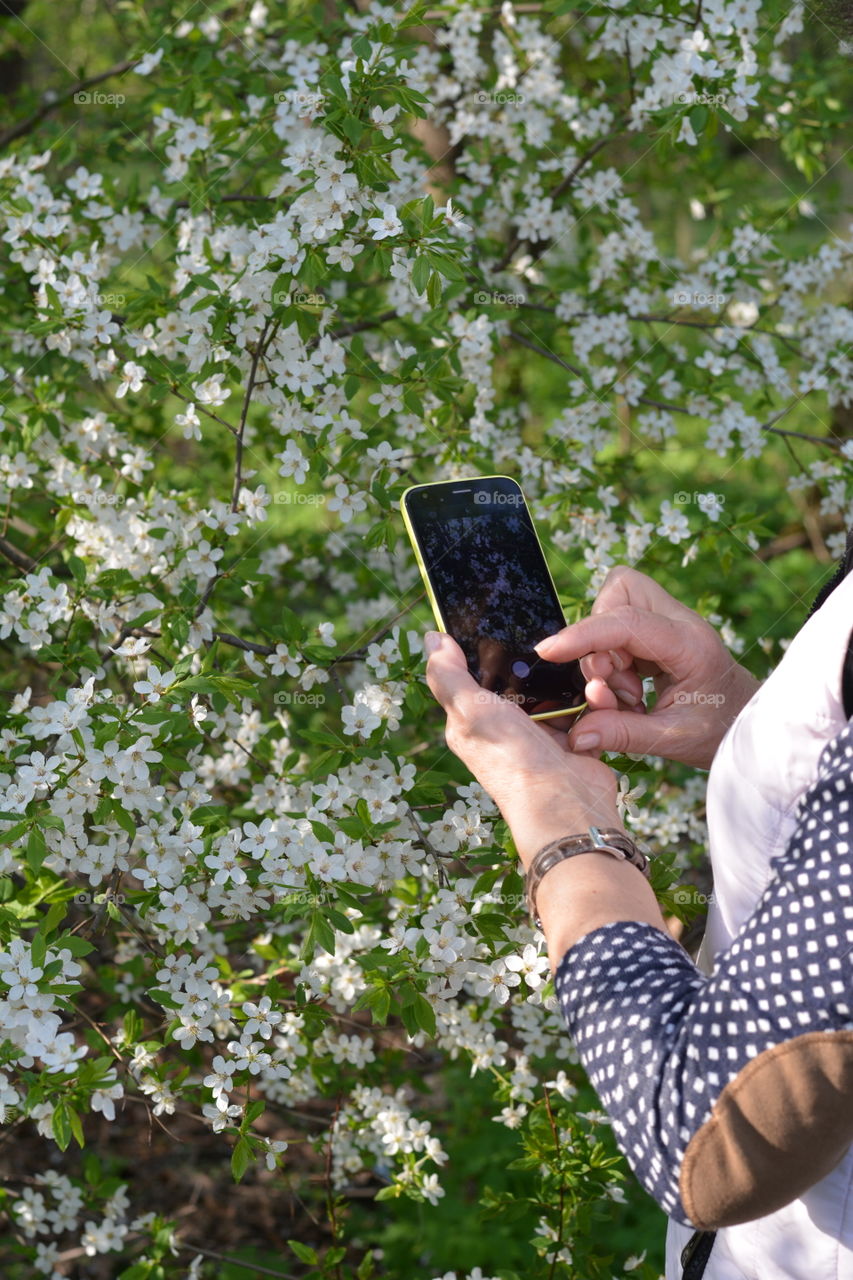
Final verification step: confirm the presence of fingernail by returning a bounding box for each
[609,649,625,672]
[534,636,556,655]
[573,731,600,751]
[615,687,639,707]
[424,631,444,655]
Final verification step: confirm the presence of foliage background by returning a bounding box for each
[0,0,851,1278]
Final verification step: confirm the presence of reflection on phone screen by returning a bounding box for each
[413,490,585,717]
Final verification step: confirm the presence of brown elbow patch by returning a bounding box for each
[680,1030,853,1230]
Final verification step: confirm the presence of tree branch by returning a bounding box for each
[0,57,138,151]
[507,327,846,449]
[232,321,270,513]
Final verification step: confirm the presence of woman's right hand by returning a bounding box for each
[534,566,761,770]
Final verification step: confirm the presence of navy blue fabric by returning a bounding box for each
[554,717,853,1227]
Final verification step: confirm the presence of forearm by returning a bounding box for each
[536,853,668,975]
[503,800,669,975]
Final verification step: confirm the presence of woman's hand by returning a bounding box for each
[535,566,761,770]
[423,630,622,869]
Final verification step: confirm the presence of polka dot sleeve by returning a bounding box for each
[553,717,853,1228]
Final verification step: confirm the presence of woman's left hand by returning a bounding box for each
[424,631,624,868]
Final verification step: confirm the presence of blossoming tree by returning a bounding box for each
[0,0,850,1276]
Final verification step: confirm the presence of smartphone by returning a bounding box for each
[400,475,587,721]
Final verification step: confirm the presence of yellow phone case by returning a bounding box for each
[399,475,587,721]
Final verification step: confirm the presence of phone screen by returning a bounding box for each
[404,477,586,718]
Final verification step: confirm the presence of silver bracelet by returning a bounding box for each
[525,826,651,929]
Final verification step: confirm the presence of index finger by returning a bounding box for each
[533,604,683,670]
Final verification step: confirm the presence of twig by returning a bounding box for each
[0,534,38,573]
[508,327,845,449]
[542,1086,566,1280]
[308,308,399,349]
[507,329,586,381]
[0,57,138,151]
[496,126,627,272]
[232,322,271,513]
[173,1242,301,1280]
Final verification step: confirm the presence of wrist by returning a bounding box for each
[507,804,625,869]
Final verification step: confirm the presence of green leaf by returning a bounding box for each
[52,931,95,956]
[353,983,391,1024]
[0,820,30,848]
[244,1098,266,1125]
[426,272,442,307]
[112,804,137,841]
[118,1264,155,1280]
[52,1103,72,1151]
[402,387,424,416]
[231,1136,252,1181]
[356,1248,376,1279]
[689,104,709,135]
[298,910,332,963]
[426,251,465,281]
[412,992,436,1036]
[373,1184,400,1201]
[411,254,431,295]
[68,1106,85,1148]
[288,1239,318,1264]
[25,827,47,875]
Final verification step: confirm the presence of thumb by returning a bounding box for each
[423,631,482,713]
[568,706,679,760]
